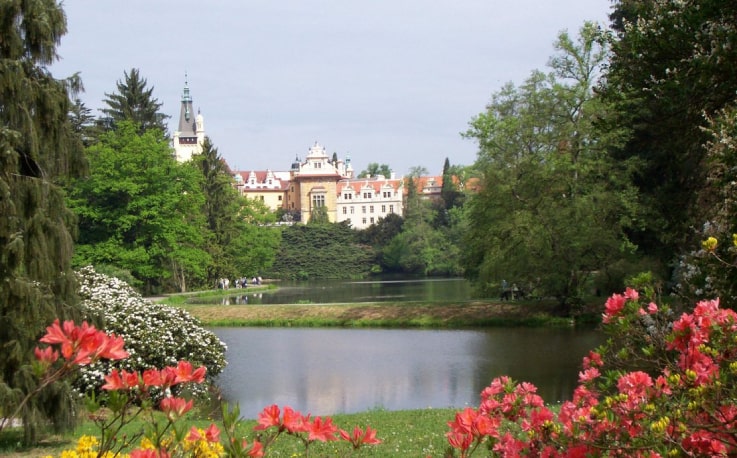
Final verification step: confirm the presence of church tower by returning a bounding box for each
[173,75,205,162]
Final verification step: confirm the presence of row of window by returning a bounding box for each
[341,204,394,215]
[341,191,396,200]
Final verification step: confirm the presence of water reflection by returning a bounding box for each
[193,277,472,305]
[214,327,602,419]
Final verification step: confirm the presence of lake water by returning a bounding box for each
[191,277,472,305]
[213,326,603,419]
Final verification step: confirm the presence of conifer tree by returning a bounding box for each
[0,0,85,443]
[193,137,242,284]
[100,68,169,135]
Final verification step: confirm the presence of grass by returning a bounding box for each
[0,407,458,457]
[174,299,582,328]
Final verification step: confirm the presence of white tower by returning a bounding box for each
[173,75,204,162]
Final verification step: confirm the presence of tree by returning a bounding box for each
[357,162,392,179]
[193,137,241,284]
[193,139,281,281]
[603,0,737,262]
[69,98,98,147]
[100,68,170,135]
[67,122,210,294]
[463,23,639,313]
[0,0,87,443]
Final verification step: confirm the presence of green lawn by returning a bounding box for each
[1,407,458,457]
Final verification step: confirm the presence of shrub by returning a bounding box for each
[74,266,227,395]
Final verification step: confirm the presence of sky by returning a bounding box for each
[51,1,613,176]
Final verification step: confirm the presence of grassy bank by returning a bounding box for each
[172,299,582,328]
[1,407,458,457]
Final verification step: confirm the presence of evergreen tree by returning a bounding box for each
[69,98,97,146]
[193,137,244,284]
[0,0,85,443]
[100,68,169,135]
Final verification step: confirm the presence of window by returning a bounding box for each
[389,205,394,213]
[314,162,322,169]
[363,192,372,199]
[362,206,366,214]
[259,196,264,201]
[312,194,325,207]
[342,207,347,214]
[370,217,375,224]
[350,206,355,214]
[362,218,367,224]
[383,191,391,198]
[369,206,374,213]
[381,205,386,213]
[278,195,283,201]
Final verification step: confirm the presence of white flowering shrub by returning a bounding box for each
[74,266,227,395]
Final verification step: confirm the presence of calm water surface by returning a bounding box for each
[214,327,602,419]
[193,277,471,305]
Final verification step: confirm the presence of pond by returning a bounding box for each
[213,326,602,419]
[192,277,472,305]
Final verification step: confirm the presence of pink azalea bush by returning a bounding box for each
[445,288,737,457]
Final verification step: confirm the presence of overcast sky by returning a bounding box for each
[51,1,613,176]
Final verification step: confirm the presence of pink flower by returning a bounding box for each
[306,416,338,442]
[159,397,193,420]
[254,404,280,430]
[603,293,626,323]
[624,287,639,301]
[578,367,600,383]
[34,346,59,365]
[101,369,141,391]
[173,360,206,384]
[340,425,382,448]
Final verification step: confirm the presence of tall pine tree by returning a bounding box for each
[100,68,169,135]
[0,0,86,443]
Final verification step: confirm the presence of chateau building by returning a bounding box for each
[172,77,204,162]
[335,176,404,229]
[285,142,353,222]
[232,142,407,227]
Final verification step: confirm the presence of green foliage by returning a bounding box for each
[0,0,87,443]
[604,0,737,261]
[308,205,329,224]
[357,162,392,179]
[100,68,170,135]
[462,23,640,312]
[67,121,211,294]
[268,223,372,279]
[194,138,256,284]
[381,185,463,275]
[230,201,281,279]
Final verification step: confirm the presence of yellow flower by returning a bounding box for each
[702,236,718,252]
[733,233,737,247]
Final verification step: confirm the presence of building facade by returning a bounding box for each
[335,176,404,229]
[233,169,291,210]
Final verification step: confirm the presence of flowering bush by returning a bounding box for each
[445,288,737,457]
[75,266,227,395]
[25,318,381,457]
